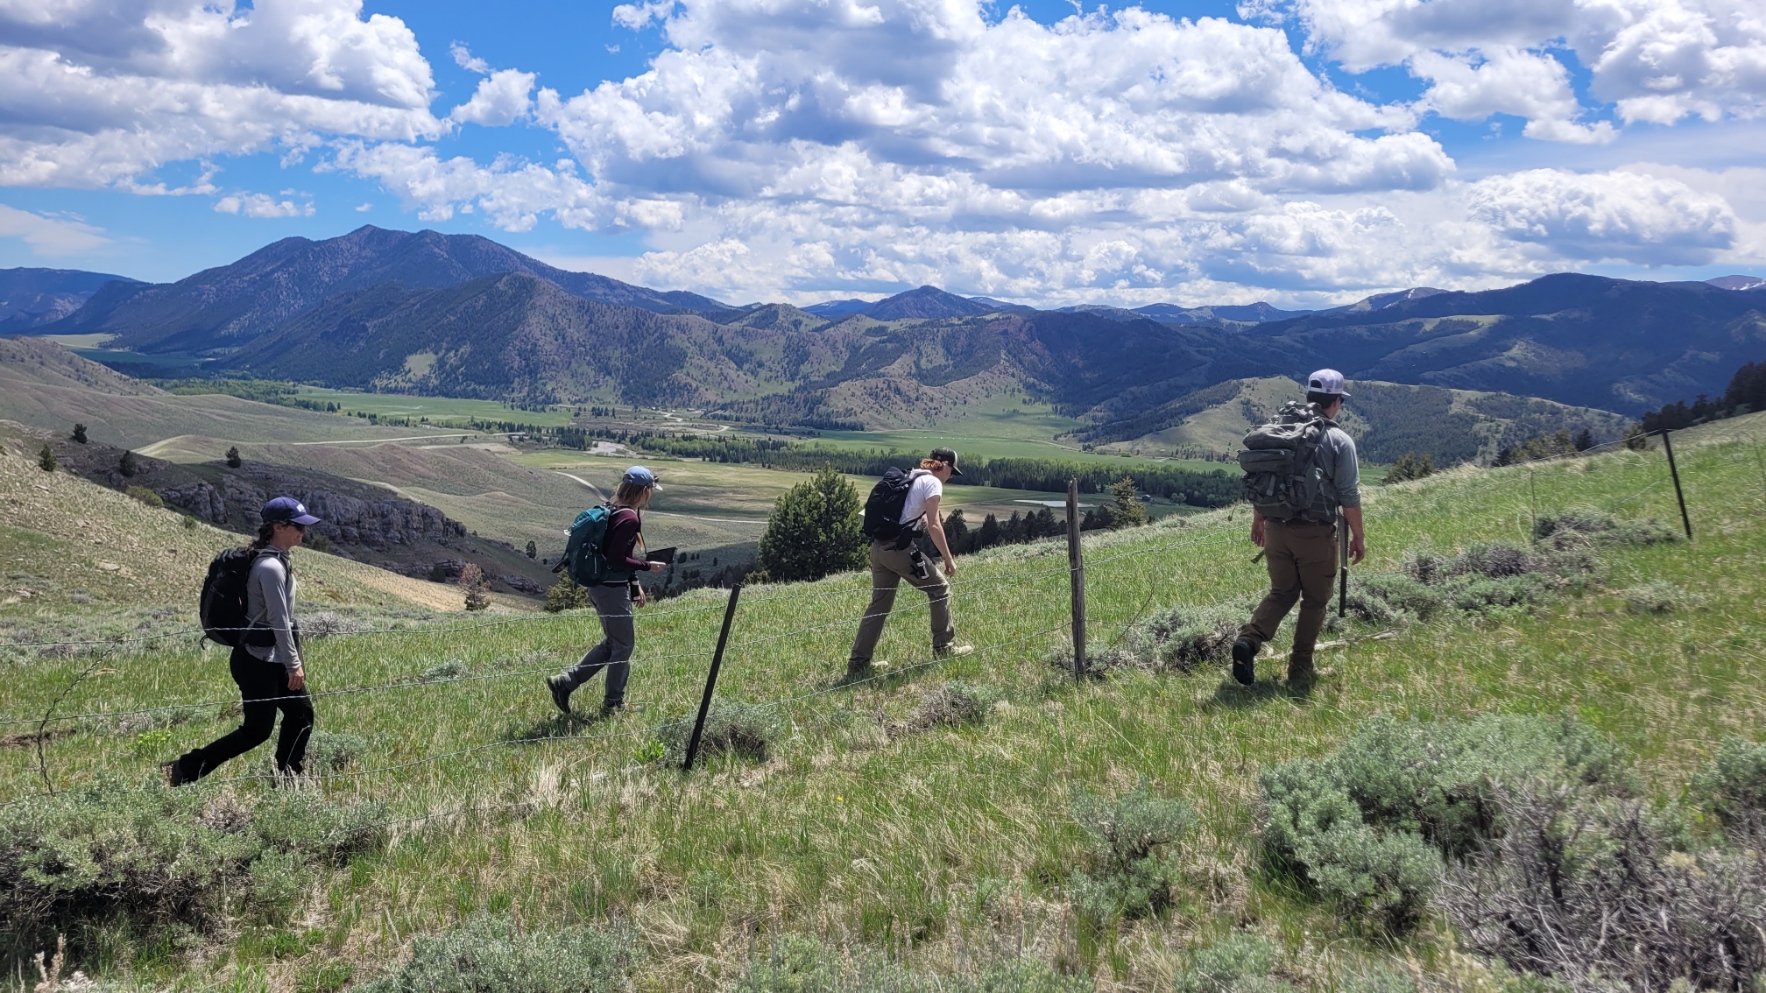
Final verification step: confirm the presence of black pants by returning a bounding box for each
[177,645,314,780]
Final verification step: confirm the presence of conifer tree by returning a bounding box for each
[70,423,86,444]
[1109,476,1147,528]
[37,443,56,472]
[119,450,139,477]
[757,464,864,583]
[225,446,242,468]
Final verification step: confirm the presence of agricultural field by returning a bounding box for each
[3,412,1762,991]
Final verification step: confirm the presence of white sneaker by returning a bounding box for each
[936,644,974,659]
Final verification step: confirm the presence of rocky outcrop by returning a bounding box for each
[222,470,466,550]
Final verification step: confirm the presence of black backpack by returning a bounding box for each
[200,547,257,647]
[1237,400,1332,521]
[861,468,925,543]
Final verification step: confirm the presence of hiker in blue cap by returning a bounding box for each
[166,497,320,784]
[546,466,667,716]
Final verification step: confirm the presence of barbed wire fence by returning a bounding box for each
[4,423,1760,823]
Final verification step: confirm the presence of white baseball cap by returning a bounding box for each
[1307,368,1351,398]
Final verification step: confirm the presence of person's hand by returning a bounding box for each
[635,587,649,608]
[942,558,957,578]
[1349,532,1366,565]
[648,561,666,572]
[1250,517,1265,547]
[287,668,306,692]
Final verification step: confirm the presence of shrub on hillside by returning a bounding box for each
[544,577,590,613]
[1121,604,1242,674]
[1439,784,1766,993]
[355,914,635,993]
[123,485,162,508]
[1690,737,1766,836]
[1258,715,1630,932]
[1174,934,1417,993]
[655,701,781,765]
[298,730,367,773]
[1532,509,1680,549]
[1338,572,1444,627]
[0,784,384,957]
[1068,781,1192,924]
[1620,580,1705,614]
[909,679,1001,731]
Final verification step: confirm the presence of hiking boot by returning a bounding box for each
[160,760,189,787]
[935,644,975,659]
[600,701,625,718]
[1231,639,1257,686]
[545,674,573,715]
[1288,663,1334,686]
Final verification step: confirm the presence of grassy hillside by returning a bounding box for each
[0,426,501,639]
[3,413,1763,990]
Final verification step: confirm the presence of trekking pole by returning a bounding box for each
[1337,518,1348,619]
[1066,478,1086,680]
[1657,428,1693,541]
[683,583,742,772]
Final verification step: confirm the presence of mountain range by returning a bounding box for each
[1,267,141,329]
[17,226,1766,431]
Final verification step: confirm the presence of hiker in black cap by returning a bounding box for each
[847,447,974,675]
[1232,369,1365,687]
[166,497,319,784]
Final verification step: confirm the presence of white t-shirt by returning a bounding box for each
[900,470,942,525]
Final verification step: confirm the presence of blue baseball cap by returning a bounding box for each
[622,466,660,490]
[261,496,321,526]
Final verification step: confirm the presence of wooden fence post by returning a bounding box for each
[1066,479,1086,679]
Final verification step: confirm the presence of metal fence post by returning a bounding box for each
[1338,518,1348,619]
[1066,479,1085,679]
[1657,428,1693,541]
[683,583,742,772]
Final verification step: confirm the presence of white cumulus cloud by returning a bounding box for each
[0,203,110,254]
[1465,168,1737,265]
[0,0,442,189]
[450,69,537,127]
[1245,0,1766,134]
[213,193,315,218]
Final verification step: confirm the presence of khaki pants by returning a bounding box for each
[847,540,956,669]
[1238,520,1338,676]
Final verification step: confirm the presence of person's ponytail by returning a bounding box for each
[249,521,277,551]
[919,458,942,472]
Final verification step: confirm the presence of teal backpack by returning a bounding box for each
[562,505,635,587]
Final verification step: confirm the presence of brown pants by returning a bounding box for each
[847,540,956,669]
[1239,520,1339,676]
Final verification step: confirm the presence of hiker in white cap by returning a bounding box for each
[1232,369,1365,687]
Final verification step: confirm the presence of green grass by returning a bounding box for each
[292,388,582,428]
[5,414,1764,990]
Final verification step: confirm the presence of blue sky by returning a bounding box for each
[1,0,1761,308]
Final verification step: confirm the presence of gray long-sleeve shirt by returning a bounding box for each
[244,548,302,674]
[1315,416,1362,511]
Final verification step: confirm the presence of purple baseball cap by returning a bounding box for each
[261,496,320,526]
[1307,368,1351,398]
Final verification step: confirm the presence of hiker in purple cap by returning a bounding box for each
[165,497,319,784]
[1232,370,1365,688]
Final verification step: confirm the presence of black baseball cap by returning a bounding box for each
[929,447,962,476]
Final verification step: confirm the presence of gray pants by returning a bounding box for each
[847,539,956,668]
[557,583,634,707]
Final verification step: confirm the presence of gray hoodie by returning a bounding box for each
[244,548,302,674]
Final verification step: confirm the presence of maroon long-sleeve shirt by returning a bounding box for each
[602,507,649,576]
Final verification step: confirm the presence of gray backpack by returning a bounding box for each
[1237,400,1332,522]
